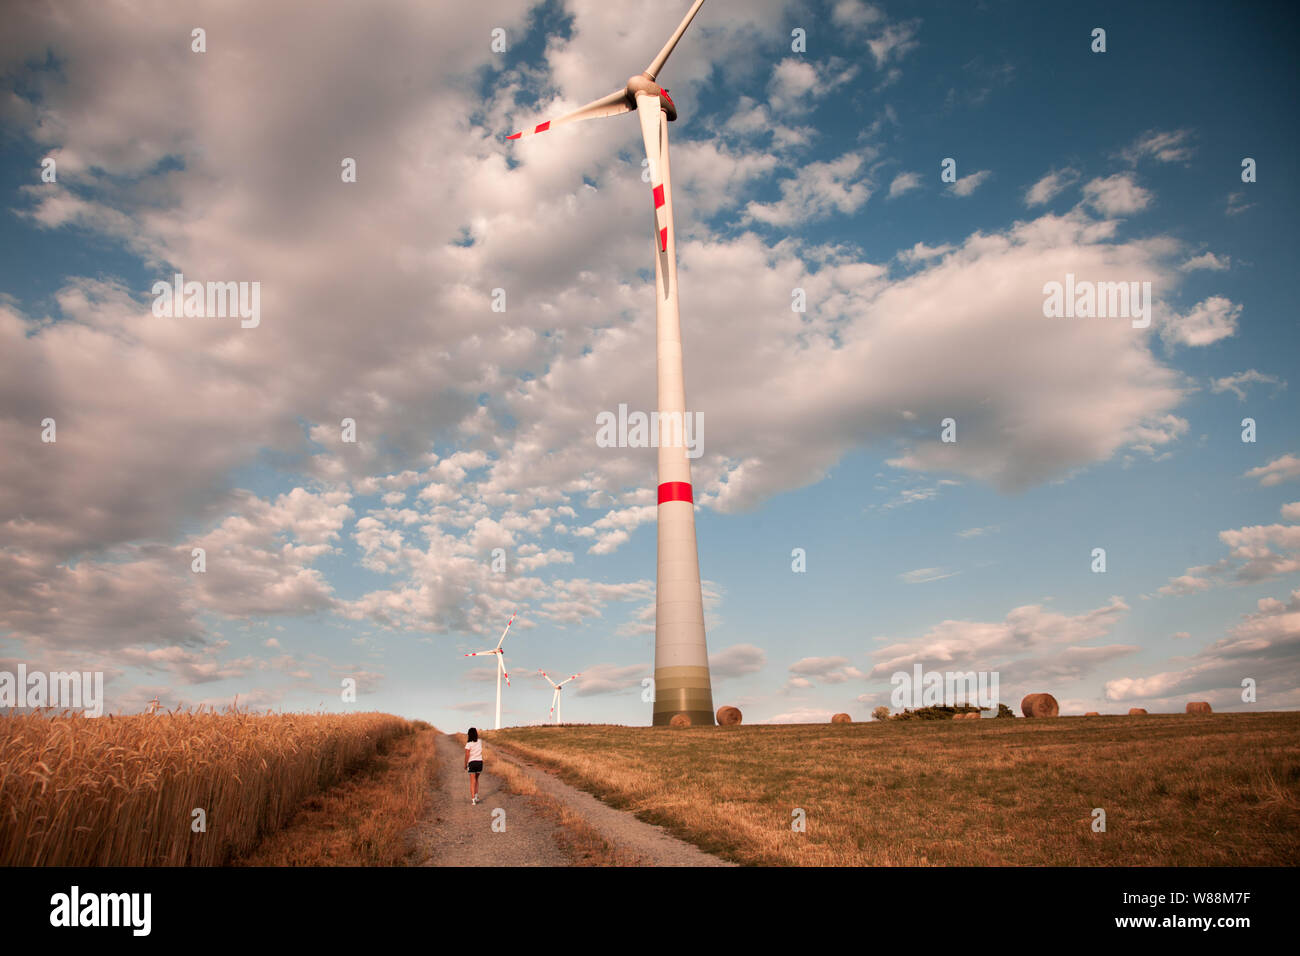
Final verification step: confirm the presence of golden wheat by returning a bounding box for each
[0,709,415,866]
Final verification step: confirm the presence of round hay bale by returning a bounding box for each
[669,713,691,728]
[716,705,743,726]
[1084,711,1100,716]
[1128,707,1148,716]
[830,713,852,724]
[966,712,981,720]
[1185,701,1212,715]
[1020,693,1060,718]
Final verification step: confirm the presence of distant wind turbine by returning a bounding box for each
[463,613,516,730]
[538,670,582,725]
[506,0,716,726]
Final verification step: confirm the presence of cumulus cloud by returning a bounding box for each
[868,596,1134,703]
[1082,173,1152,216]
[1179,251,1230,272]
[888,170,922,199]
[0,0,1237,715]
[949,169,991,197]
[1159,508,1300,594]
[744,151,874,225]
[1245,454,1300,487]
[1024,167,1080,206]
[1106,588,1300,706]
[1161,296,1241,347]
[786,656,865,688]
[710,643,767,679]
[573,662,648,697]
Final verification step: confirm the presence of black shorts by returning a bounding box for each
[467,760,483,774]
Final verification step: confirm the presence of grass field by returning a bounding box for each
[491,713,1300,866]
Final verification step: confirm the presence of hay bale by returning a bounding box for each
[1020,693,1060,718]
[831,713,852,724]
[966,712,981,720]
[669,713,691,728]
[716,705,743,726]
[1185,701,1212,715]
[1084,711,1100,716]
[1128,707,1148,716]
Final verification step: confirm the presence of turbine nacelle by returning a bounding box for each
[626,74,677,120]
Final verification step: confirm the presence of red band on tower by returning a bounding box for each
[657,481,693,504]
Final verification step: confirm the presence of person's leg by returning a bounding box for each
[471,771,479,799]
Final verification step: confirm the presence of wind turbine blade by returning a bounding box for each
[506,89,630,140]
[644,0,707,80]
[538,669,559,689]
[463,650,495,657]
[496,613,516,649]
[635,93,669,252]
[500,655,511,687]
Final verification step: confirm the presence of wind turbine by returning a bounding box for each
[538,670,582,725]
[506,0,716,726]
[463,613,516,730]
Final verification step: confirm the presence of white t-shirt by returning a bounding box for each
[465,740,483,763]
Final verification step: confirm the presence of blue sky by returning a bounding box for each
[1,0,1298,728]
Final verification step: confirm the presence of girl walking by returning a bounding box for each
[464,727,484,804]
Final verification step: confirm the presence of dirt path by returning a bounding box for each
[406,733,734,866]
[407,733,568,866]
[489,743,735,867]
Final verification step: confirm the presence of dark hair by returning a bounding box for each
[467,727,478,742]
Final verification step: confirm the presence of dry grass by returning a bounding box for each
[237,726,438,866]
[0,709,417,866]
[492,713,1300,866]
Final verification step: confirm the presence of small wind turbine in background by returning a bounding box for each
[538,670,582,725]
[506,0,716,726]
[463,613,516,730]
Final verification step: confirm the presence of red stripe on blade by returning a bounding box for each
[653,184,665,208]
[657,481,693,504]
[506,132,522,140]
[659,227,668,251]
[535,121,550,133]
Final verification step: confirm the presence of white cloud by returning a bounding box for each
[1179,251,1230,272]
[888,170,922,199]
[869,597,1133,700]
[1245,454,1300,487]
[949,169,991,197]
[1210,369,1284,401]
[1161,296,1241,347]
[710,643,767,679]
[899,567,958,584]
[1082,173,1152,216]
[767,57,859,114]
[1106,588,1300,706]
[1024,168,1079,206]
[744,151,873,226]
[1121,129,1195,165]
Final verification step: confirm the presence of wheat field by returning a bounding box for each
[0,709,416,866]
